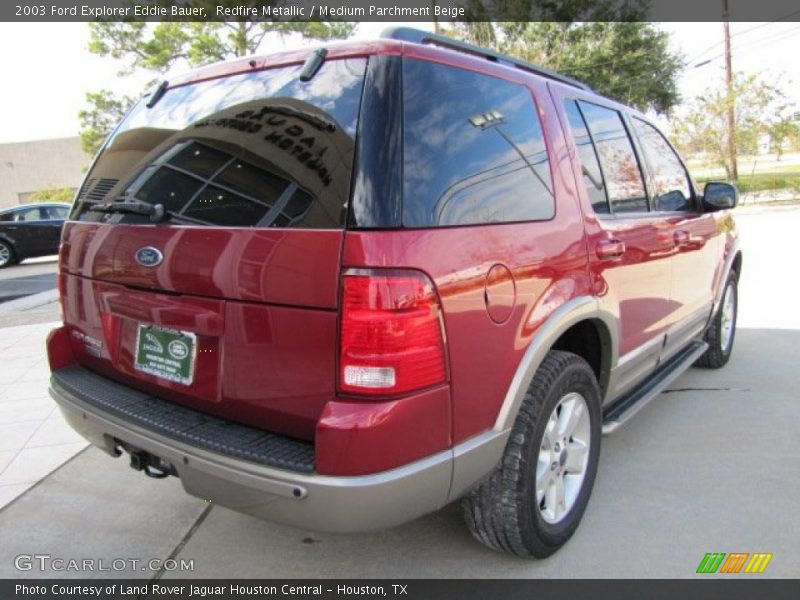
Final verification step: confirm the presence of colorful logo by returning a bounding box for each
[696,552,773,574]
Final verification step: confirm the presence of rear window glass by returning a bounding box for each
[402,59,554,227]
[73,58,366,229]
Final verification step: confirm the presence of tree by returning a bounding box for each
[31,186,76,203]
[766,111,800,161]
[81,1,356,155]
[672,73,798,179]
[78,90,135,156]
[447,2,683,114]
[89,16,356,76]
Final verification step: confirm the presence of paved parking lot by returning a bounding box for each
[0,205,797,578]
[0,257,59,328]
[0,256,57,294]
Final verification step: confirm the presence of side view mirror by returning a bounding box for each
[703,182,738,211]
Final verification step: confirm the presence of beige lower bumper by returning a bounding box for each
[51,379,506,532]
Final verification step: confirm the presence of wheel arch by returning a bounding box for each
[492,296,617,433]
[730,251,742,280]
[712,241,742,317]
[551,318,613,397]
[448,297,617,504]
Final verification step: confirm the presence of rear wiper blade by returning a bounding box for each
[90,200,169,223]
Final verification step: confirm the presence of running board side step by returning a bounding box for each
[602,341,708,435]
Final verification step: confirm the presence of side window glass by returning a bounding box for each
[563,100,609,214]
[579,102,648,213]
[634,118,692,212]
[0,212,13,222]
[402,59,554,227]
[17,208,43,222]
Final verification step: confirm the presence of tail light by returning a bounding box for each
[339,269,447,395]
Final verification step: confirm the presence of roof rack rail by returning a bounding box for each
[380,26,591,92]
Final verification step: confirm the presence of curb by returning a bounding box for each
[0,289,59,315]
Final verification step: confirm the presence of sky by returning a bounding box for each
[0,21,798,144]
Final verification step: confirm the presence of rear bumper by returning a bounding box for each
[50,368,508,532]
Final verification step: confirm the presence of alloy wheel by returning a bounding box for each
[720,281,736,354]
[535,392,592,524]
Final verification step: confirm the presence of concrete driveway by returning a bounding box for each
[0,206,797,578]
[0,256,57,303]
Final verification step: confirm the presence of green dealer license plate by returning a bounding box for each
[134,324,196,385]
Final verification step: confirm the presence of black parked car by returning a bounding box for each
[0,203,71,268]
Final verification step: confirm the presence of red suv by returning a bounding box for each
[47,28,741,557]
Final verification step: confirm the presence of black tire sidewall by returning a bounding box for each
[518,358,602,552]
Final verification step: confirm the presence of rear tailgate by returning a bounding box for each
[59,56,367,440]
[60,225,340,440]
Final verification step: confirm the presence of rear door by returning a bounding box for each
[555,94,674,397]
[60,56,367,440]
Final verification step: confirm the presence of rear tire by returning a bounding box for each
[695,272,737,369]
[462,350,601,557]
[0,240,15,268]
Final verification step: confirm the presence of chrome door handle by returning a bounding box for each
[596,239,626,260]
[674,230,690,246]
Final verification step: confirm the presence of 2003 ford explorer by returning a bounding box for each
[47,28,741,557]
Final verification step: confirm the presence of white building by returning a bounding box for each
[0,137,90,209]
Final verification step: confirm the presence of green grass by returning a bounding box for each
[695,172,800,194]
[692,162,800,194]
[689,153,800,195]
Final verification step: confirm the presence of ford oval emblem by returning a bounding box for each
[135,246,163,267]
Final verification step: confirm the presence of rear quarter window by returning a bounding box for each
[402,59,554,227]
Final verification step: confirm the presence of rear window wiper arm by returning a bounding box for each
[89,199,171,223]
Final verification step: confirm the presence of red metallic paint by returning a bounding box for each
[56,43,597,466]
[53,39,736,479]
[168,41,400,90]
[484,264,516,325]
[46,326,75,372]
[547,82,726,359]
[339,61,592,445]
[315,386,451,476]
[60,271,339,441]
[60,223,343,309]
